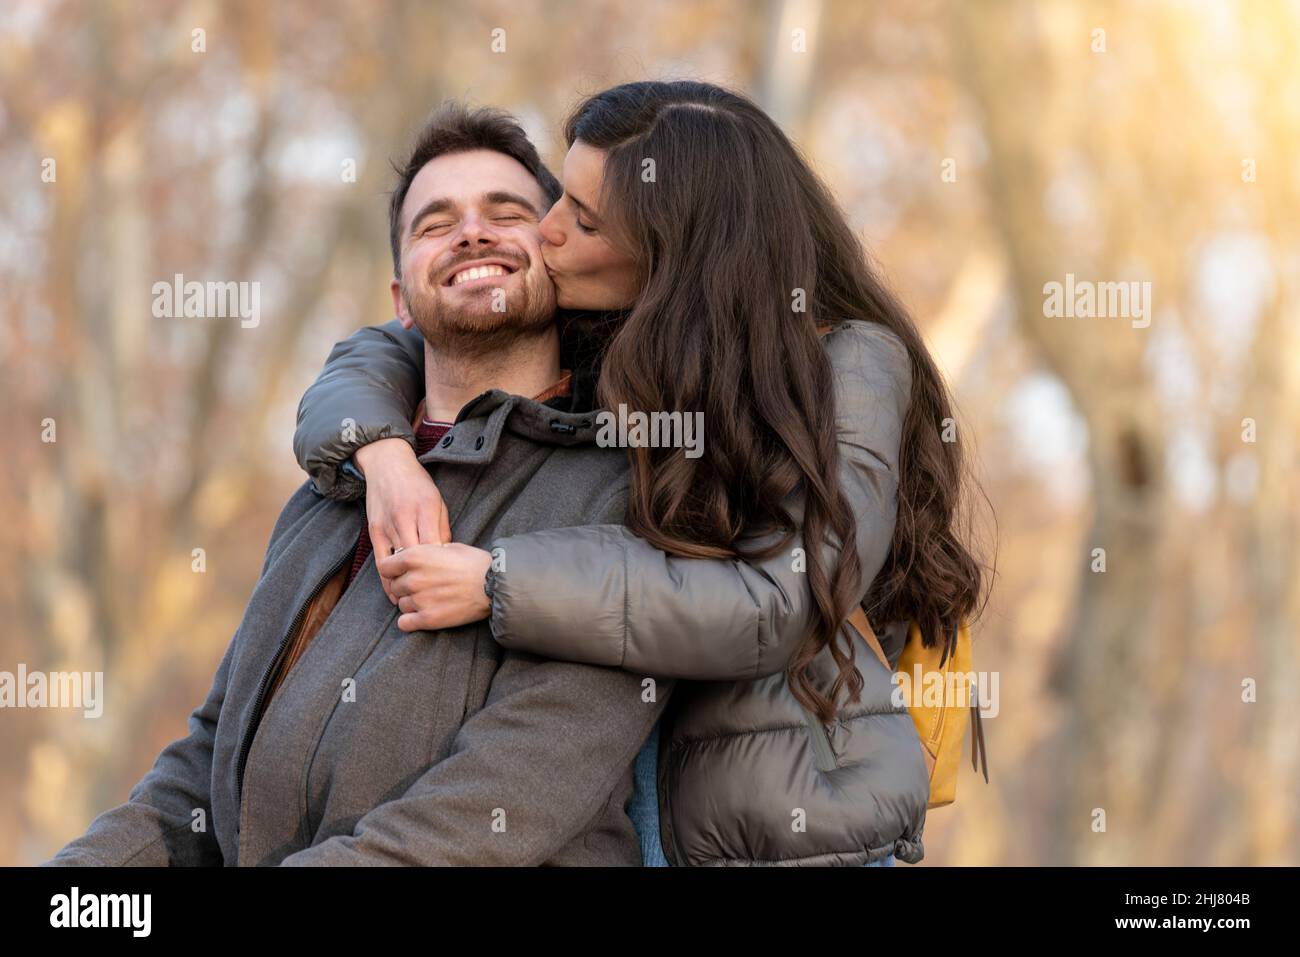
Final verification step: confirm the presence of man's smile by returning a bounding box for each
[442,258,519,287]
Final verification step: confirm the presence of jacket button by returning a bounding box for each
[474,435,484,450]
[440,434,454,448]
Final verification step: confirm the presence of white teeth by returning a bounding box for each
[451,264,509,285]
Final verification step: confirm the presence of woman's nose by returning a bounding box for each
[538,207,564,246]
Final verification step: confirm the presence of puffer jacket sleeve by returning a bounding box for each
[293,318,425,502]
[487,320,912,681]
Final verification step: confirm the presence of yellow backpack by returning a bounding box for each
[848,607,989,808]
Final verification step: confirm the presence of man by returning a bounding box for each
[46,102,672,866]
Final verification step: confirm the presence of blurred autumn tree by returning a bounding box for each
[1,0,1296,865]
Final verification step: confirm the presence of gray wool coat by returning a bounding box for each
[46,387,672,866]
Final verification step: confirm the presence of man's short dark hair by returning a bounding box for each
[388,101,562,277]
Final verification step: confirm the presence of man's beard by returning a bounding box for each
[401,270,556,360]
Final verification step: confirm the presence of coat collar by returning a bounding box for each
[416,388,605,467]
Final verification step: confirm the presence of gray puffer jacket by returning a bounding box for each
[293,317,929,865]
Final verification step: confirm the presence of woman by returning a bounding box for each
[294,81,983,865]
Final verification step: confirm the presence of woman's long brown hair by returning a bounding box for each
[567,81,984,723]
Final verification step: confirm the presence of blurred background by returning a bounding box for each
[2,0,1298,866]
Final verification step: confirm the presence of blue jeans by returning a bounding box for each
[628,718,670,866]
[628,717,898,868]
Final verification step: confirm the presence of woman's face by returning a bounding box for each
[538,140,641,311]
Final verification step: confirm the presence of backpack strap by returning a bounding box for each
[970,685,990,783]
[846,605,890,671]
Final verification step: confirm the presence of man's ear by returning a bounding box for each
[390,278,414,330]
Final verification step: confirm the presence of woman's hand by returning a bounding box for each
[354,437,452,603]
[376,543,494,632]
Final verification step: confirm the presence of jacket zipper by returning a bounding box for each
[459,637,478,723]
[236,550,351,805]
[802,707,839,772]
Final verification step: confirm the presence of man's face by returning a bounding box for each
[392,149,556,351]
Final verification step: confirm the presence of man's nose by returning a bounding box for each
[454,214,499,248]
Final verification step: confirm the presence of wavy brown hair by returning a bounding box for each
[567,81,985,723]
